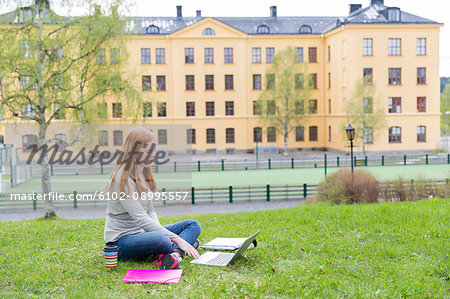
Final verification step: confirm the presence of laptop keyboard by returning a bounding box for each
[208,254,233,265]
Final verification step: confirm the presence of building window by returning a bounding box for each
[363,38,373,56]
[389,127,401,143]
[295,47,303,63]
[20,75,33,90]
[252,48,261,63]
[110,48,120,64]
[364,97,373,114]
[202,28,215,36]
[225,75,234,90]
[388,38,401,56]
[97,103,107,118]
[253,101,262,115]
[157,102,166,117]
[253,127,262,142]
[187,129,196,144]
[295,74,304,89]
[388,97,401,113]
[328,45,331,62]
[267,127,276,142]
[296,126,304,142]
[186,102,195,116]
[257,25,270,34]
[417,97,426,112]
[206,101,215,116]
[363,127,373,144]
[185,75,195,90]
[308,47,317,63]
[311,74,318,89]
[417,38,426,55]
[363,68,373,84]
[266,74,275,90]
[308,100,317,114]
[20,40,32,58]
[387,8,400,22]
[250,75,261,91]
[146,25,160,34]
[328,72,331,88]
[328,99,331,114]
[417,68,426,84]
[0,135,4,144]
[113,130,123,146]
[96,48,105,64]
[328,126,332,142]
[141,48,150,64]
[299,25,312,34]
[142,75,151,91]
[54,134,66,151]
[205,75,214,90]
[295,100,304,114]
[206,128,215,143]
[158,129,167,145]
[226,128,235,143]
[112,103,122,118]
[224,48,233,63]
[156,75,166,91]
[266,100,275,115]
[205,48,214,63]
[388,68,401,85]
[22,134,37,152]
[156,48,165,64]
[98,131,108,146]
[21,103,36,118]
[143,102,152,117]
[185,48,194,63]
[417,126,426,142]
[266,47,275,63]
[225,101,234,116]
[309,126,318,141]
[54,102,64,119]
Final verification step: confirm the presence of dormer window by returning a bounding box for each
[387,7,400,22]
[146,25,160,34]
[202,28,215,35]
[256,25,270,34]
[299,25,312,34]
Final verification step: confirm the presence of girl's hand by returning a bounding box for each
[172,237,200,259]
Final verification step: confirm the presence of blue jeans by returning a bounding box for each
[109,219,201,261]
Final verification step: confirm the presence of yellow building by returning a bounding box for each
[0,0,444,155]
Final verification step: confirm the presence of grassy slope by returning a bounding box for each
[0,199,448,298]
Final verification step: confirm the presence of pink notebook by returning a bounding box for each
[122,269,183,284]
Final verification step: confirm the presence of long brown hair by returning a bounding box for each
[103,127,157,194]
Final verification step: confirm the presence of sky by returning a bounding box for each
[2,0,449,76]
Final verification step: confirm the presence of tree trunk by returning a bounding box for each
[283,130,288,156]
[39,127,55,218]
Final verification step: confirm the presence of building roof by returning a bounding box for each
[1,1,442,36]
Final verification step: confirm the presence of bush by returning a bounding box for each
[316,169,379,204]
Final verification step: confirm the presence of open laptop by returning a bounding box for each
[190,231,260,266]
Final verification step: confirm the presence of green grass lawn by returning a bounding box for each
[0,199,448,297]
[5,164,450,193]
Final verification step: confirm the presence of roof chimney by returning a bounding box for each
[196,10,201,17]
[270,6,277,18]
[176,5,182,18]
[371,0,384,5]
[349,4,362,13]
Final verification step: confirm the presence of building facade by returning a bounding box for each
[0,0,443,156]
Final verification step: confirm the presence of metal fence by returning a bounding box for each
[0,183,316,211]
[7,153,450,179]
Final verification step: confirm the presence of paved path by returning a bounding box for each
[0,199,304,222]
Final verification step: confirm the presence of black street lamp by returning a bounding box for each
[346,124,355,175]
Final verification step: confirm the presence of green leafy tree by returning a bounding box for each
[0,0,142,217]
[254,45,312,156]
[343,76,386,155]
[441,85,450,135]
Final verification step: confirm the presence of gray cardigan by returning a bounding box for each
[103,168,178,243]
